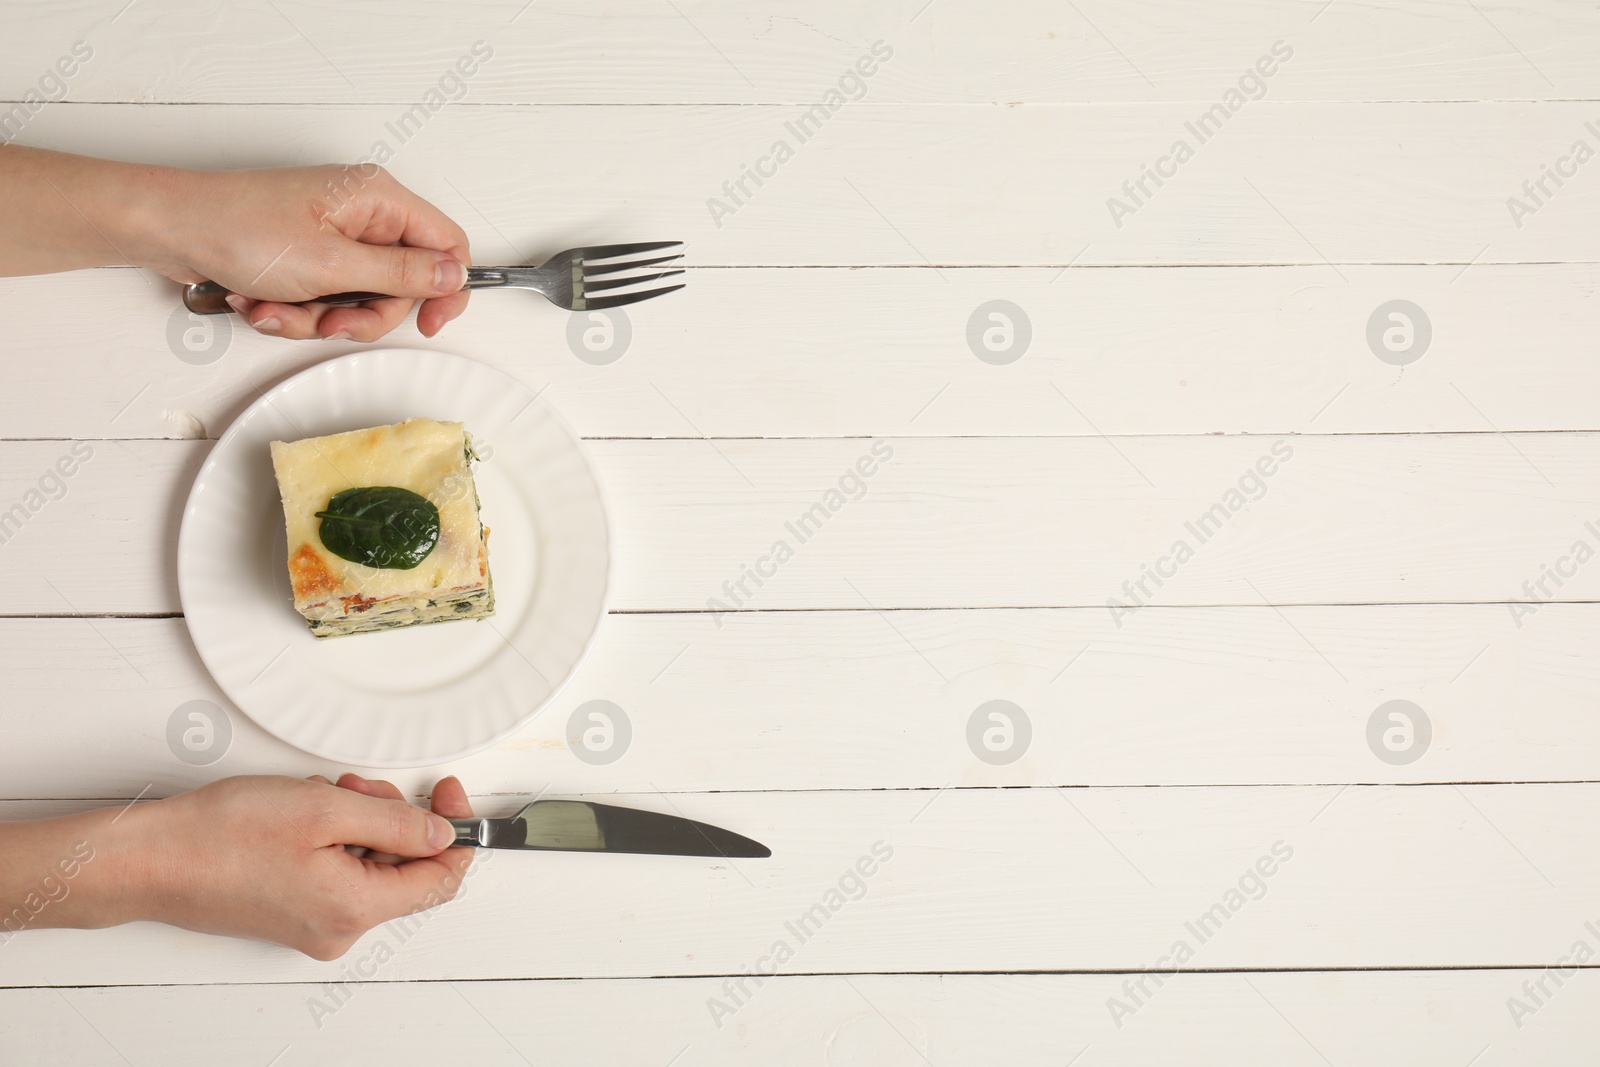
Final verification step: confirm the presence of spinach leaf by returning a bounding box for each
[314,486,440,570]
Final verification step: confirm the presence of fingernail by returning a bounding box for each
[325,330,352,342]
[428,814,455,850]
[254,316,281,333]
[224,294,249,314]
[434,259,466,292]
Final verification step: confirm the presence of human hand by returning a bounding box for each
[0,150,468,339]
[119,773,475,959]
[144,163,471,342]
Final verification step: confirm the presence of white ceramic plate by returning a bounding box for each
[177,350,610,767]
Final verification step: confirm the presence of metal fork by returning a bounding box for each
[181,241,686,315]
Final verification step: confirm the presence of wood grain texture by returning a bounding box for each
[4,263,1597,441]
[1,434,1595,615]
[0,605,1594,797]
[0,971,1589,1066]
[3,2,1598,1057]
[7,102,1599,266]
[0,784,1593,984]
[0,0,1593,104]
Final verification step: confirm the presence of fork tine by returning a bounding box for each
[575,241,683,262]
[582,252,684,277]
[583,269,686,295]
[582,283,686,311]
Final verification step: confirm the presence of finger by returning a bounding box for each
[360,777,478,920]
[246,300,330,341]
[367,182,470,338]
[360,844,477,922]
[332,240,466,302]
[306,774,333,785]
[333,774,410,863]
[417,290,470,338]
[316,297,415,342]
[426,776,476,881]
[430,776,474,820]
[375,181,472,270]
[321,787,454,857]
[335,772,405,801]
[225,294,258,318]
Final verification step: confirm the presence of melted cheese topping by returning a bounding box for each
[269,419,490,620]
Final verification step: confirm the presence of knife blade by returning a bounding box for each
[446,800,771,858]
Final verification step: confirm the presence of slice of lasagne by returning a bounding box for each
[269,418,493,638]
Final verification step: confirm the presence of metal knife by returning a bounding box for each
[445,799,771,858]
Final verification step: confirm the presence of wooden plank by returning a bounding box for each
[0,971,1589,1066]
[0,605,1595,796]
[9,0,1594,1054]
[0,784,1594,984]
[6,263,1598,441]
[9,102,1600,266]
[1,434,1596,615]
[2,0,1595,104]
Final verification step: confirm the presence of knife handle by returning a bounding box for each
[445,817,490,847]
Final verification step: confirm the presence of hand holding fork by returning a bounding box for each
[184,241,686,318]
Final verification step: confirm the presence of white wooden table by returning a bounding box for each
[5,1,1600,1062]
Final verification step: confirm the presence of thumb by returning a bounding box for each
[325,788,456,856]
[336,241,466,300]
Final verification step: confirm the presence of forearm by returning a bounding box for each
[0,145,189,277]
[0,804,157,935]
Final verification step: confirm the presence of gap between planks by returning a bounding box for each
[7,429,1600,444]
[9,782,1600,805]
[3,600,1597,621]
[10,963,1600,991]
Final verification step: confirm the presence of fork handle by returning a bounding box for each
[181,268,513,315]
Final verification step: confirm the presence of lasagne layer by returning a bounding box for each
[269,418,493,638]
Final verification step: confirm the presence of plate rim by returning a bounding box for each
[176,348,613,768]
